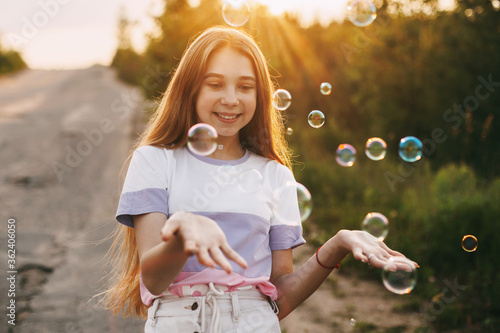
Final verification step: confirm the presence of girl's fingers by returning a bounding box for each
[351,247,367,263]
[379,243,419,266]
[221,243,247,268]
[163,215,247,270]
[183,239,198,255]
[380,242,405,257]
[209,247,232,274]
[370,256,392,269]
[381,252,393,260]
[196,247,215,268]
[347,231,419,269]
[161,221,178,241]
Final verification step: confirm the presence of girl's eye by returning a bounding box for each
[208,82,222,89]
[240,85,254,91]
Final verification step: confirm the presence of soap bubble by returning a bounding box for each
[222,0,250,27]
[346,0,377,27]
[320,82,332,95]
[382,257,418,295]
[365,137,387,161]
[399,136,423,162]
[336,144,356,167]
[272,181,312,224]
[286,127,293,136]
[272,89,292,111]
[296,184,313,221]
[461,235,478,252]
[187,123,218,156]
[308,110,325,128]
[362,212,389,240]
[238,169,263,193]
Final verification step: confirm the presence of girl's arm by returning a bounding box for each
[271,229,413,320]
[135,211,247,295]
[134,212,188,295]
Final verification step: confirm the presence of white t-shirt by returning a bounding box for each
[116,145,305,305]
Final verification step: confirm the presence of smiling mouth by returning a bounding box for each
[215,112,241,120]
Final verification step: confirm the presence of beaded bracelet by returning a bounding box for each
[315,246,341,270]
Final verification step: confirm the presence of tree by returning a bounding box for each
[0,38,27,74]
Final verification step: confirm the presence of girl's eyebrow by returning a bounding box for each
[240,76,256,81]
[204,73,256,81]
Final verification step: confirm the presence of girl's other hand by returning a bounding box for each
[161,212,248,273]
[336,230,419,269]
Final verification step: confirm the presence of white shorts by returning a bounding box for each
[144,284,281,333]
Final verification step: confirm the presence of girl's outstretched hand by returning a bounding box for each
[161,212,247,273]
[336,230,418,269]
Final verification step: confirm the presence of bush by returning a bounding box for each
[111,48,145,86]
[300,158,500,331]
[0,50,27,75]
[404,164,499,330]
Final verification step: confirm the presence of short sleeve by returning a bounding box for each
[269,165,306,250]
[116,146,170,227]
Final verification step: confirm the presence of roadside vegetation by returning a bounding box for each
[0,43,27,75]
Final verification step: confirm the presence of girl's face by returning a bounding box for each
[195,46,257,140]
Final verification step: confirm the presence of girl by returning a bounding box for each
[103,26,414,332]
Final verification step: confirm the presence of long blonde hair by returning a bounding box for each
[102,26,292,317]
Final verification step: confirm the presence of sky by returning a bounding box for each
[0,0,163,69]
[0,0,453,70]
[0,0,354,69]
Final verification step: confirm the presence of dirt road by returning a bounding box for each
[0,67,423,333]
[0,66,145,332]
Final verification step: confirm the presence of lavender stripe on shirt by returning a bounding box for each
[116,188,169,227]
[179,211,305,279]
[181,211,271,278]
[269,224,306,250]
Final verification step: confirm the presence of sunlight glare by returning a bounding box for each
[255,0,349,25]
[256,0,290,15]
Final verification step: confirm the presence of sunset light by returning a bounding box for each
[255,0,348,24]
[0,0,459,69]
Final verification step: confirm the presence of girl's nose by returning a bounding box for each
[221,88,239,106]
